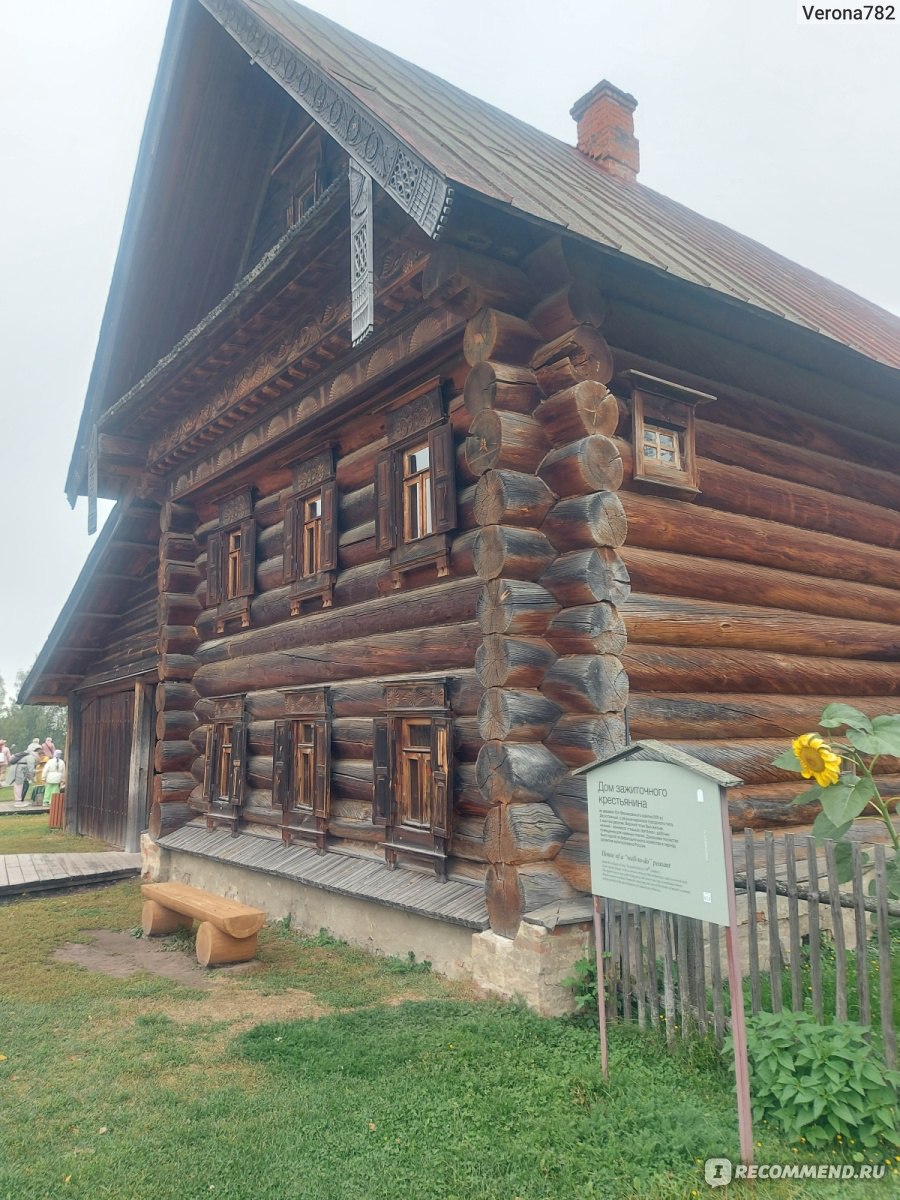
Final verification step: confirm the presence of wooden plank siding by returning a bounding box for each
[77,689,136,847]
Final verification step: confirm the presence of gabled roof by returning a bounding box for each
[223,0,900,370]
[69,0,899,502]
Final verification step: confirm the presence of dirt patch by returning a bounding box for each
[156,989,328,1031]
[53,930,244,990]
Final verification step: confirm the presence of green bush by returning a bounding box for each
[736,1010,900,1150]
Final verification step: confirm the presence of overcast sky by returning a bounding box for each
[0,0,897,698]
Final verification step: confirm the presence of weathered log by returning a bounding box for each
[726,777,900,830]
[529,281,607,340]
[155,681,199,712]
[196,923,258,967]
[148,800,194,840]
[544,714,627,767]
[541,492,627,551]
[475,635,557,688]
[466,410,550,476]
[160,562,200,594]
[623,644,900,696]
[330,716,481,762]
[199,578,481,665]
[155,708,198,742]
[464,362,543,418]
[158,591,201,627]
[159,533,197,564]
[697,419,900,515]
[473,525,556,581]
[619,488,900,591]
[473,469,556,528]
[539,548,631,607]
[158,654,197,683]
[621,593,900,660]
[452,815,490,863]
[534,381,619,445]
[463,308,541,367]
[477,688,562,742]
[556,833,591,892]
[541,655,629,714]
[476,741,567,805]
[538,435,624,497]
[421,245,534,316]
[666,738,899,786]
[159,625,200,656]
[545,603,627,655]
[486,862,580,937]
[621,546,900,626]
[237,672,484,721]
[531,326,614,390]
[161,501,196,536]
[483,803,571,865]
[628,692,900,741]
[154,740,195,774]
[151,771,195,805]
[477,579,560,636]
[524,234,595,289]
[548,774,589,834]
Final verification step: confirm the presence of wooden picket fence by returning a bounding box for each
[598,832,898,1069]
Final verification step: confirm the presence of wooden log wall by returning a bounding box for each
[451,242,630,937]
[610,353,900,831]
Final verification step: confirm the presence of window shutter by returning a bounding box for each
[430,715,452,838]
[230,718,249,808]
[313,719,330,819]
[374,451,397,552]
[372,716,392,825]
[320,480,338,572]
[203,725,220,806]
[428,423,457,534]
[207,532,224,607]
[272,719,291,809]
[283,502,298,583]
[238,518,256,598]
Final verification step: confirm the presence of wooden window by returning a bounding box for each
[273,688,331,850]
[373,680,452,876]
[622,370,715,501]
[203,696,248,836]
[374,383,456,585]
[208,490,256,631]
[283,451,338,614]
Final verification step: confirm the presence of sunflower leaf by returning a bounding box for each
[812,811,853,843]
[771,749,802,770]
[818,704,873,733]
[846,717,900,758]
[820,777,876,826]
[791,784,824,807]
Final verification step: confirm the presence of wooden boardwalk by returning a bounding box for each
[0,852,142,898]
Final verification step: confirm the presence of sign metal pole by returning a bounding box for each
[720,793,754,1167]
[592,894,609,1078]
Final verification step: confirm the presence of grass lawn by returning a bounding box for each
[0,882,896,1200]
[0,812,110,855]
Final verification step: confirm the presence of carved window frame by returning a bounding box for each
[272,688,331,852]
[207,488,256,632]
[373,679,452,877]
[283,449,338,615]
[374,381,457,588]
[204,694,248,837]
[621,370,715,501]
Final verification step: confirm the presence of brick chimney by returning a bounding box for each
[570,81,640,183]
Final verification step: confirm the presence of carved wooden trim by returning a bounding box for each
[289,447,334,493]
[200,0,453,238]
[214,487,253,525]
[212,695,245,720]
[350,162,374,345]
[282,687,329,717]
[384,680,448,711]
[385,382,444,445]
[164,308,462,499]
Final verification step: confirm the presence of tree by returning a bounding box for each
[0,669,67,753]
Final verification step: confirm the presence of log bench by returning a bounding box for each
[141,882,266,967]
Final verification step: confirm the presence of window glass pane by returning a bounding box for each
[405,445,429,475]
[305,496,321,520]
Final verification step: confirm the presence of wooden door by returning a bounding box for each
[77,689,136,847]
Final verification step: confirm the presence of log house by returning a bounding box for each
[20,0,900,1006]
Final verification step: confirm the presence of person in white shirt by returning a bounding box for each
[42,750,66,810]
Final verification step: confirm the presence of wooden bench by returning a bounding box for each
[141,882,266,967]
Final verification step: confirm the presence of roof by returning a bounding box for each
[573,740,743,788]
[230,0,900,370]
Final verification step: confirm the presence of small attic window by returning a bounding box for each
[620,370,715,501]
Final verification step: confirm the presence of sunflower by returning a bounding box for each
[792,733,842,787]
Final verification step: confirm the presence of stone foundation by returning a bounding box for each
[471,922,592,1016]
